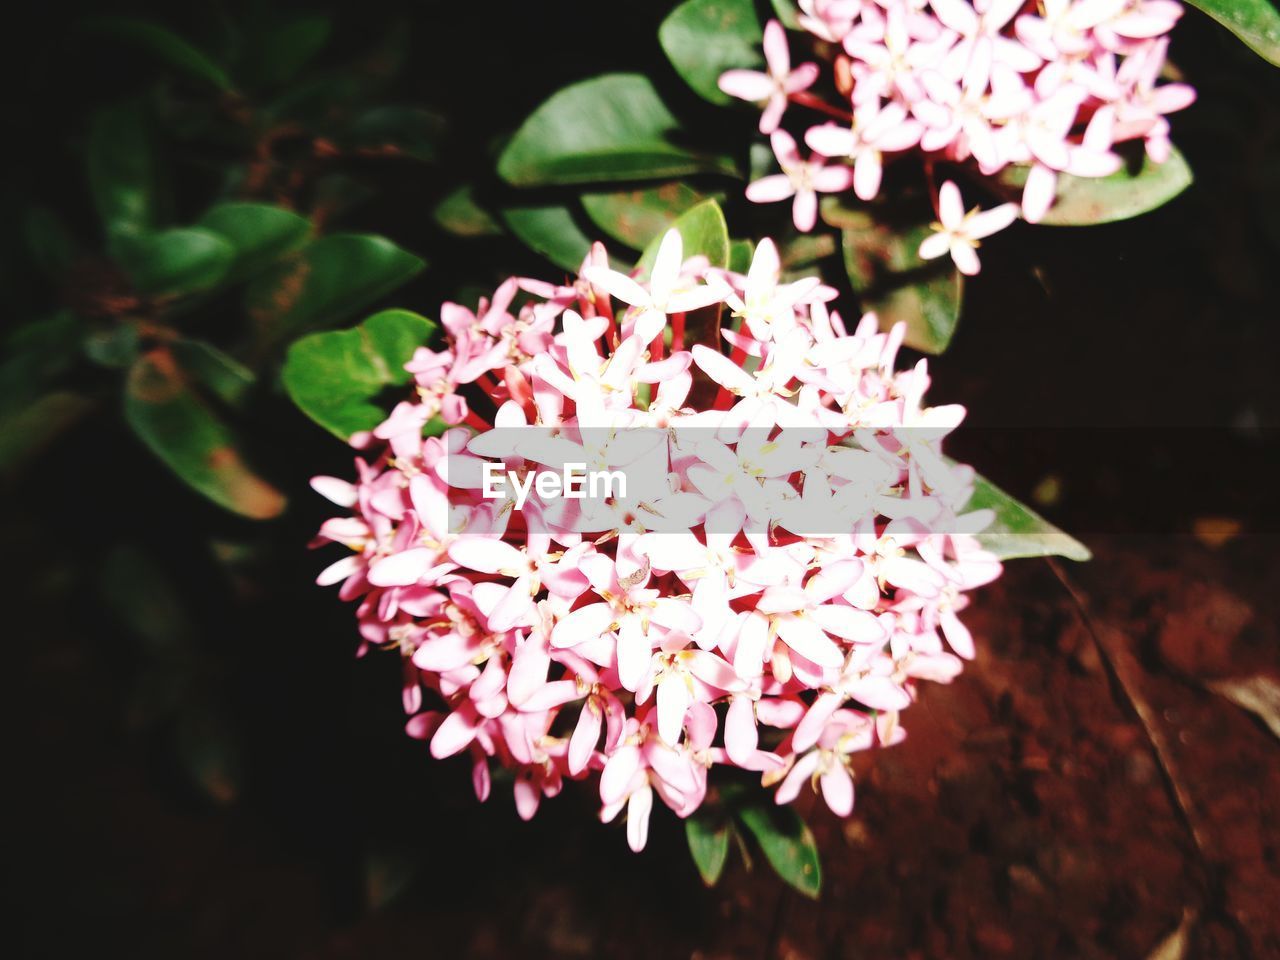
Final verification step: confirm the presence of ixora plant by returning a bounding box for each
[286,203,1091,895]
[468,0,1280,353]
[2,11,440,515]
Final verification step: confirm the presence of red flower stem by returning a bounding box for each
[672,312,686,352]
[788,91,854,123]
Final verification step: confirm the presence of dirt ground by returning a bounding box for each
[12,532,1280,959]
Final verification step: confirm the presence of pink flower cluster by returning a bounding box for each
[721,1,1196,271]
[311,230,1002,851]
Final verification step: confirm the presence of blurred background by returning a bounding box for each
[4,1,1279,957]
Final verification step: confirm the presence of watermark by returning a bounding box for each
[481,461,627,510]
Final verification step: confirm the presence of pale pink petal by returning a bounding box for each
[966,202,1019,239]
[792,189,818,232]
[762,19,791,76]
[718,69,775,102]
[725,695,759,765]
[820,763,855,815]
[745,174,797,203]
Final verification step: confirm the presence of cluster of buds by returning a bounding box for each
[721,0,1195,272]
[311,230,1002,850]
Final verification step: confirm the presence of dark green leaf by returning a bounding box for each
[736,803,822,898]
[171,340,256,410]
[197,202,312,280]
[84,325,141,369]
[729,238,755,273]
[965,471,1092,561]
[686,813,732,886]
[113,227,236,296]
[0,392,94,477]
[173,701,241,805]
[98,543,195,655]
[434,185,503,237]
[636,199,731,279]
[282,309,436,441]
[497,73,738,186]
[239,13,332,88]
[125,350,285,518]
[245,234,425,341]
[0,311,83,410]
[660,0,764,105]
[24,205,78,280]
[581,182,719,252]
[502,204,601,273]
[995,147,1193,226]
[341,106,446,162]
[88,100,163,241]
[83,17,234,92]
[836,204,963,354]
[1184,0,1280,67]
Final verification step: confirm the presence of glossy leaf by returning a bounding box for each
[686,813,732,886]
[434,186,503,237]
[581,182,718,251]
[88,100,162,241]
[966,471,1092,562]
[996,147,1193,226]
[636,199,731,279]
[197,202,312,279]
[497,74,737,186]
[837,205,962,354]
[171,340,256,410]
[245,234,425,341]
[502,204,599,273]
[113,228,236,296]
[660,0,764,105]
[124,350,285,519]
[736,803,822,899]
[83,17,233,92]
[1185,0,1280,67]
[0,392,94,477]
[283,309,437,441]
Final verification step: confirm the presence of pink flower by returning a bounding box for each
[309,236,1005,851]
[918,180,1019,275]
[719,19,820,133]
[746,130,856,232]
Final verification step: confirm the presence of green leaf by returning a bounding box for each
[24,205,78,280]
[729,238,755,273]
[497,73,738,186]
[434,185,503,237]
[197,202,312,280]
[770,0,803,29]
[736,803,822,899]
[98,543,195,656]
[1184,0,1280,67]
[342,106,446,162]
[283,309,437,441]
[83,17,234,92]
[84,325,141,369]
[113,228,236,296]
[171,340,256,410]
[125,351,285,519]
[686,813,732,886]
[0,311,83,410]
[502,204,600,273]
[966,471,1092,562]
[581,182,719,252]
[636,199,731,279]
[996,147,1193,226]
[0,391,94,477]
[836,205,962,354]
[88,100,163,241]
[660,0,764,105]
[238,13,332,89]
[245,234,425,341]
